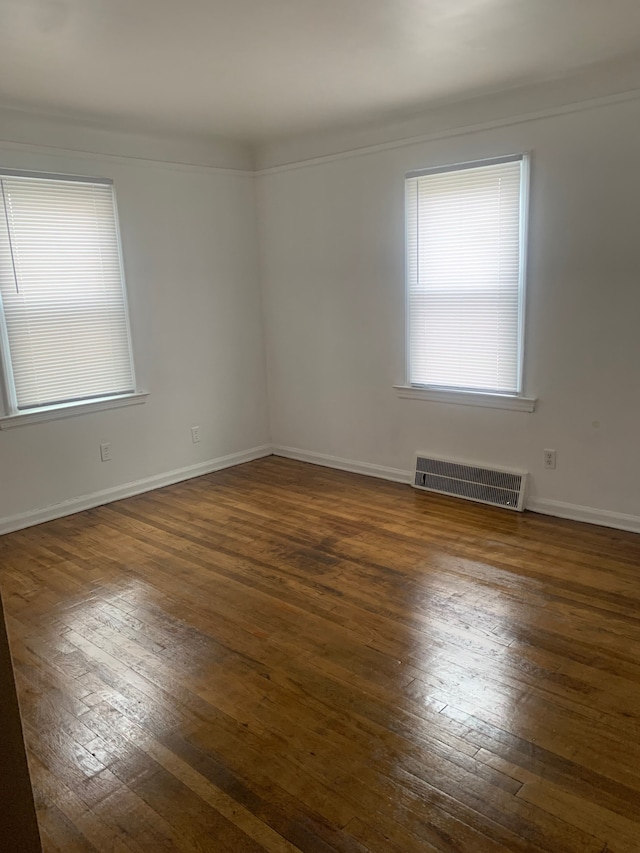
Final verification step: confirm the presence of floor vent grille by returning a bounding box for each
[414,456,527,511]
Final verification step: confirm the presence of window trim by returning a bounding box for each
[394,385,536,412]
[0,390,148,429]
[0,167,142,423]
[402,153,533,407]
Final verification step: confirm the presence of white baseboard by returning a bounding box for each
[526,498,640,534]
[0,444,272,536]
[4,443,639,537]
[272,445,413,484]
[274,445,640,534]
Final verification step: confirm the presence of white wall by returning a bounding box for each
[0,117,270,530]
[257,95,640,529]
[3,90,640,534]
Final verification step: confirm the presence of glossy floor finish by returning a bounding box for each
[1,457,640,853]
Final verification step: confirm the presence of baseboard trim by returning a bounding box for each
[4,444,638,537]
[0,444,273,536]
[274,445,640,534]
[526,498,640,534]
[272,445,413,485]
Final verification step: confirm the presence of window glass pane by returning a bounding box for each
[0,176,134,410]
[406,158,525,394]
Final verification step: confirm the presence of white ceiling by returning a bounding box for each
[2,0,640,141]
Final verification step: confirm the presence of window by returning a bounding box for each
[0,170,139,421]
[404,155,530,403]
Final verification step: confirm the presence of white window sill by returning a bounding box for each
[394,386,536,412]
[0,391,148,429]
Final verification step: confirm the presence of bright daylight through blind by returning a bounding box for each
[0,174,134,411]
[406,156,527,394]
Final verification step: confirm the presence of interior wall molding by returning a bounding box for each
[3,443,638,535]
[0,138,253,177]
[526,498,640,535]
[272,445,414,484]
[4,85,640,177]
[0,444,272,536]
[255,86,640,175]
[272,445,640,534]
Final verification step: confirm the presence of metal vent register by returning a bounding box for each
[414,456,527,511]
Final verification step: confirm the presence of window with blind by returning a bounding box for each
[405,155,528,396]
[0,171,136,415]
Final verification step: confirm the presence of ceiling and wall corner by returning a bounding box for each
[252,55,640,171]
[3,0,640,147]
[0,105,253,172]
[4,1,640,172]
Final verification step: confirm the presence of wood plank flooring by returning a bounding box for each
[1,456,640,852]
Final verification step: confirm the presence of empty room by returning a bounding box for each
[1,1,640,851]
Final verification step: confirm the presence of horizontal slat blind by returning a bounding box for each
[0,175,134,410]
[406,157,525,394]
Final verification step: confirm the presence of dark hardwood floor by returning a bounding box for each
[1,456,640,852]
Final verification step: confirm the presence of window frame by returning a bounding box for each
[397,153,536,412]
[0,168,146,428]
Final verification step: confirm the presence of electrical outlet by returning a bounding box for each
[191,425,201,444]
[543,449,556,469]
[100,442,112,462]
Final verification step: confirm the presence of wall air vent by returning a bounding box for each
[414,455,527,512]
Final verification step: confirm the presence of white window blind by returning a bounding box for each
[406,155,527,395]
[0,173,135,412]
